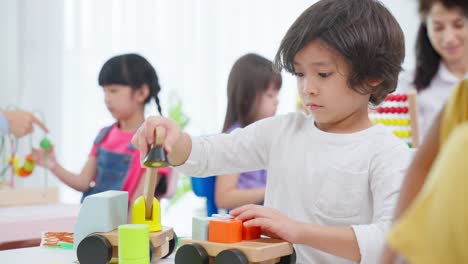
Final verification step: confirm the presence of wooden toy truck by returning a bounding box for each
[175,215,296,264]
[74,191,176,264]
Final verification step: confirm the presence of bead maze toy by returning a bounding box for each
[0,130,57,206]
[75,127,177,264]
[369,91,419,148]
[175,214,296,264]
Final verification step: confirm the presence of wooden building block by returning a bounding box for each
[192,216,211,241]
[208,218,242,243]
[242,225,261,240]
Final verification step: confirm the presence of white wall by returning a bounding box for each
[0,0,64,193]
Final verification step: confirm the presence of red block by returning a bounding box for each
[242,225,261,240]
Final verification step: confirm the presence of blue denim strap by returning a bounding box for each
[93,124,115,145]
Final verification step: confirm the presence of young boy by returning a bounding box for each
[132,0,410,263]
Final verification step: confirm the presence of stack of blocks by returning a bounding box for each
[192,214,261,243]
[369,91,419,148]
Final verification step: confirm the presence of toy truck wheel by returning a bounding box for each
[149,240,155,262]
[162,231,177,258]
[77,234,113,264]
[175,243,209,264]
[214,249,249,264]
[279,247,297,264]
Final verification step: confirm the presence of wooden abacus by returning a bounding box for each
[370,90,419,148]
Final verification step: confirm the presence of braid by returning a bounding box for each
[154,91,162,116]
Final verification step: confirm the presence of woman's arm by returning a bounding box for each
[215,173,265,210]
[381,111,442,264]
[392,111,441,219]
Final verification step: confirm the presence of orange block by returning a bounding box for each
[242,225,261,240]
[208,219,242,243]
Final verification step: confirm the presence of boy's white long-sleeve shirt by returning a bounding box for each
[176,113,411,264]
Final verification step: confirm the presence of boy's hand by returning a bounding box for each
[131,116,181,158]
[230,204,304,243]
[32,146,58,170]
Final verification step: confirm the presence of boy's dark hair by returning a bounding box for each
[98,53,162,115]
[223,53,282,132]
[414,0,468,91]
[275,0,405,105]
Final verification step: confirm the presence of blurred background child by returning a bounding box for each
[33,53,167,204]
[215,53,282,210]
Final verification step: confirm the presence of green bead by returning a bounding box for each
[40,138,52,151]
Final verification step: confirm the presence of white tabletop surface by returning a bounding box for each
[0,246,175,264]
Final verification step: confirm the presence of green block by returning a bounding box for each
[118,224,150,264]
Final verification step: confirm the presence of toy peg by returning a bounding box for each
[132,127,168,232]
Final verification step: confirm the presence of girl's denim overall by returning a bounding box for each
[81,125,136,202]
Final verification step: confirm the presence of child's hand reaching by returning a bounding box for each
[230,204,304,243]
[32,146,58,170]
[132,116,190,166]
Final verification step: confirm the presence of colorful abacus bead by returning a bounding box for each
[18,154,35,177]
[385,94,408,102]
[393,130,411,138]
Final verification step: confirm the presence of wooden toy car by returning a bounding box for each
[74,191,176,264]
[175,215,296,264]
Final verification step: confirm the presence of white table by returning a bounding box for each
[0,204,79,244]
[0,246,175,264]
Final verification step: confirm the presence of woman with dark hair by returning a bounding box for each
[33,53,167,204]
[214,53,282,210]
[397,0,468,140]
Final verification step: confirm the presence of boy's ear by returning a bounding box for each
[137,84,150,102]
[367,78,384,87]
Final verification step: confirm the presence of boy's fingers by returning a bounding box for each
[145,122,156,146]
[137,127,149,159]
[243,217,270,228]
[230,204,256,216]
[163,124,179,153]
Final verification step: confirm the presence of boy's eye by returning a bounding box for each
[294,72,304,77]
[318,72,332,78]
[454,21,465,29]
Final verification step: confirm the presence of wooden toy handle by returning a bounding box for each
[144,167,158,219]
[154,126,165,147]
[143,127,166,219]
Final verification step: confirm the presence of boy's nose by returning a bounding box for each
[303,80,319,95]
